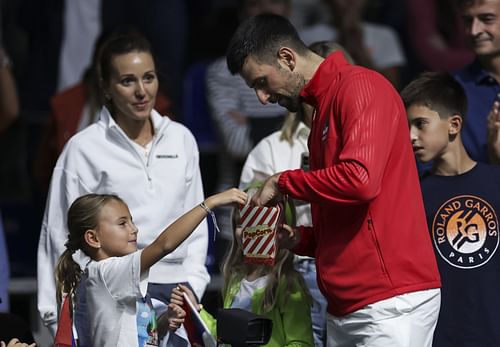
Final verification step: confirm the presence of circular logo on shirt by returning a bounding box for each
[432,195,499,269]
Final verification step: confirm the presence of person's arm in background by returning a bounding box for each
[0,47,19,133]
[488,101,500,164]
[37,148,90,335]
[206,58,253,160]
[181,133,210,300]
[406,0,474,71]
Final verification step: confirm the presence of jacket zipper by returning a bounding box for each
[111,127,156,188]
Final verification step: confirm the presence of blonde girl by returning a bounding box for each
[173,207,314,347]
[55,188,247,347]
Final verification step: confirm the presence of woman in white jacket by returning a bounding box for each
[37,31,210,335]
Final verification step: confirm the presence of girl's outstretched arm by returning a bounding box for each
[141,188,247,274]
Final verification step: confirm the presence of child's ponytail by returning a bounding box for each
[55,246,83,305]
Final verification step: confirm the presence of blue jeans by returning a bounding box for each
[295,258,327,347]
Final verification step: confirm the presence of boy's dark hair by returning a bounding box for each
[226,14,308,75]
[400,71,468,123]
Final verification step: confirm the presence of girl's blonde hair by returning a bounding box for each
[221,207,311,312]
[55,194,124,304]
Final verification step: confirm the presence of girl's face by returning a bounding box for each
[106,51,158,123]
[94,199,138,259]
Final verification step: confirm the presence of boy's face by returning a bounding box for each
[407,105,451,163]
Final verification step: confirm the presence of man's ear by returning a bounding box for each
[449,114,463,135]
[84,229,101,249]
[277,47,296,71]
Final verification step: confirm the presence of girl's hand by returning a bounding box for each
[171,285,184,306]
[204,188,248,210]
[176,284,203,312]
[166,303,186,331]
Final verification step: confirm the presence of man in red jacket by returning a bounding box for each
[226,14,442,347]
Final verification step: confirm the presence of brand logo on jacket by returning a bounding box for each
[432,195,499,269]
[156,154,178,159]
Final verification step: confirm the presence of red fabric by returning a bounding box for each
[279,52,441,316]
[54,296,73,347]
[182,302,203,346]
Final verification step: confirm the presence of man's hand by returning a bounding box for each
[488,101,500,164]
[251,173,283,206]
[277,224,301,250]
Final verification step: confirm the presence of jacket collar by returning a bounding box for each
[98,106,171,135]
[299,51,350,108]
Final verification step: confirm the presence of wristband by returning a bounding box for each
[199,202,212,214]
[200,201,220,241]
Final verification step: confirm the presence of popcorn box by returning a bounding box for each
[239,202,284,266]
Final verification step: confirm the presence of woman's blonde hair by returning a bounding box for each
[221,207,311,312]
[55,194,124,304]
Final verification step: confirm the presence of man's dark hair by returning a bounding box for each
[226,14,308,75]
[400,72,468,123]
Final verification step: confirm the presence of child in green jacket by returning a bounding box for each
[173,207,314,347]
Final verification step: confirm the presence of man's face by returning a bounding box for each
[462,0,500,57]
[240,55,305,112]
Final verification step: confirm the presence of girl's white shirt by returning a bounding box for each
[80,250,149,347]
[230,275,270,312]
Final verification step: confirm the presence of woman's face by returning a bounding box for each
[106,51,158,122]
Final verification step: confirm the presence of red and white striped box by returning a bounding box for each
[239,203,284,266]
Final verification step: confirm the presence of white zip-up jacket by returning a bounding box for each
[37,107,210,332]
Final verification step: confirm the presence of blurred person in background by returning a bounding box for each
[300,0,406,88]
